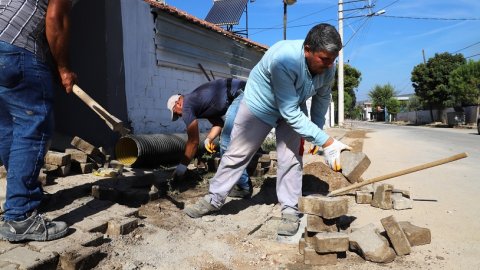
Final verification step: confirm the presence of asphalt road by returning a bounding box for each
[344,120,479,269]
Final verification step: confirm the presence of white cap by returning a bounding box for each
[167,94,181,121]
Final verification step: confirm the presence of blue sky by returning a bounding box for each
[164,0,480,101]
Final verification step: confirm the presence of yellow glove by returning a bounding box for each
[308,145,319,155]
[204,138,216,153]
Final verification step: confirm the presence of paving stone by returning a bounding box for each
[73,217,109,233]
[340,151,371,183]
[45,151,71,166]
[71,136,98,156]
[65,148,89,163]
[0,165,6,178]
[269,151,277,161]
[314,232,349,253]
[71,161,95,174]
[0,246,58,270]
[29,231,104,253]
[106,217,139,236]
[304,228,317,246]
[381,215,411,255]
[399,221,431,246]
[0,240,20,253]
[303,247,337,265]
[306,214,338,232]
[299,238,306,255]
[105,203,139,217]
[392,188,411,198]
[349,223,396,263]
[60,245,103,270]
[0,261,17,270]
[371,184,393,210]
[299,195,348,219]
[92,185,119,201]
[355,190,372,204]
[392,195,413,210]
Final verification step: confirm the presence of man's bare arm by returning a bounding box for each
[46,0,77,93]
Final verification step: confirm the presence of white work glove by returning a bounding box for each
[204,137,216,153]
[173,163,187,179]
[323,139,352,172]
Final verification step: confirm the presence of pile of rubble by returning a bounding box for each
[295,149,430,266]
[297,195,431,265]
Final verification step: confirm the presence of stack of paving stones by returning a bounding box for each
[349,216,431,263]
[355,183,413,210]
[298,195,349,266]
[40,136,108,185]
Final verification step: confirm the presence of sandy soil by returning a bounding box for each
[91,127,463,270]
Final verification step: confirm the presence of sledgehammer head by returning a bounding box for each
[340,151,371,184]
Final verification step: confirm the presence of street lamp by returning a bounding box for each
[283,0,296,40]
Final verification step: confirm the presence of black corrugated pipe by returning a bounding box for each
[115,133,212,168]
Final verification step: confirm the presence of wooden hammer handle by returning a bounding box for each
[328,152,468,197]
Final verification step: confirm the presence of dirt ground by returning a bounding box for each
[91,128,445,270]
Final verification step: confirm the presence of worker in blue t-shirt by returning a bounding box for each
[167,78,252,198]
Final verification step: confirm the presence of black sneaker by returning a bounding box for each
[0,210,68,242]
[228,185,252,199]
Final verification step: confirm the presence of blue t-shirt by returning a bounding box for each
[182,79,246,127]
[244,40,334,146]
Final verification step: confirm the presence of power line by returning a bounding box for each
[465,53,480,59]
[382,15,480,21]
[249,4,337,36]
[453,41,480,54]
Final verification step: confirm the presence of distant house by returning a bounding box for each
[55,0,267,150]
[358,93,413,121]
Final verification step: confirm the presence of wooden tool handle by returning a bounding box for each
[72,84,129,135]
[328,152,468,197]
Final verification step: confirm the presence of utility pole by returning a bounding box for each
[422,49,426,64]
[283,0,297,40]
[338,0,345,126]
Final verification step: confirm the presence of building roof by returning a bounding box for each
[144,0,268,52]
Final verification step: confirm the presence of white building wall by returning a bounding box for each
[120,1,264,134]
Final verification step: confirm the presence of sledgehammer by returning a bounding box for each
[327,152,468,197]
[72,84,130,136]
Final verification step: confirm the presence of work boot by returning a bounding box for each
[277,213,300,236]
[184,195,220,218]
[0,210,68,242]
[228,184,252,199]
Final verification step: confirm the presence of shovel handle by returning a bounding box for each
[328,152,468,197]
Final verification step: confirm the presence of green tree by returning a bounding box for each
[332,63,362,119]
[447,60,480,106]
[386,98,400,120]
[407,94,423,111]
[368,84,397,121]
[368,83,396,108]
[411,52,466,121]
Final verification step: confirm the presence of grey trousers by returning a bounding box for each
[209,100,303,214]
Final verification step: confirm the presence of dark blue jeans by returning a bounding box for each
[0,41,54,221]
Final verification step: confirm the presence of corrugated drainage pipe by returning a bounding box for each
[115,133,208,168]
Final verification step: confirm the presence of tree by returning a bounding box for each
[386,98,400,121]
[368,83,396,108]
[407,95,423,111]
[411,52,466,120]
[332,63,362,119]
[447,60,480,107]
[368,84,397,122]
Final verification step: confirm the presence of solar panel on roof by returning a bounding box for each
[205,0,248,26]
